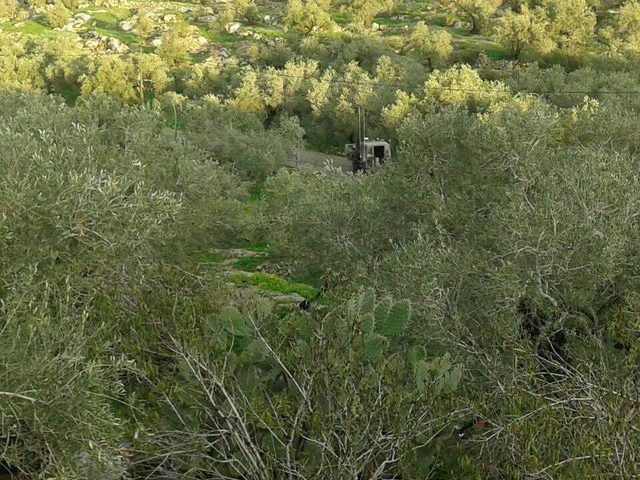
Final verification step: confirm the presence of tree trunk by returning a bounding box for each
[470,15,479,34]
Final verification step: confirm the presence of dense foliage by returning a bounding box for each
[1,0,640,479]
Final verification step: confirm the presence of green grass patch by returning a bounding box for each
[195,25,241,45]
[251,26,285,39]
[485,46,507,61]
[234,240,269,253]
[374,17,411,27]
[246,242,269,253]
[232,255,266,272]
[190,51,210,63]
[248,179,266,202]
[94,24,141,46]
[230,271,319,299]
[331,11,350,25]
[1,19,55,37]
[89,8,132,25]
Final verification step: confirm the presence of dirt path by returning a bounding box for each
[285,150,352,173]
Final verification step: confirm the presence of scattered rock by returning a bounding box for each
[372,22,380,31]
[163,14,177,22]
[107,37,129,53]
[120,19,136,32]
[221,248,267,258]
[198,14,217,24]
[74,12,91,23]
[225,21,241,34]
[263,14,271,24]
[61,12,92,32]
[272,293,306,305]
[150,36,163,47]
[14,21,24,28]
[84,38,101,49]
[189,35,209,53]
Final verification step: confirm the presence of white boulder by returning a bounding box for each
[225,21,241,34]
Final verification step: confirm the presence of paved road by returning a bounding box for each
[285,150,352,173]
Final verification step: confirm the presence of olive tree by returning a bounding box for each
[401,21,453,68]
[157,18,192,66]
[43,32,89,94]
[231,0,262,23]
[134,8,156,41]
[602,0,640,56]
[44,1,71,28]
[0,92,249,477]
[0,0,20,20]
[134,52,171,101]
[377,90,640,479]
[284,0,335,33]
[543,0,596,52]
[184,57,224,97]
[494,5,554,57]
[0,44,46,91]
[439,0,503,33]
[81,54,137,101]
[0,94,180,477]
[350,0,398,26]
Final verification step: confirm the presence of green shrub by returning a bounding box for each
[0,0,20,20]
[0,92,248,477]
[45,2,71,28]
[144,291,462,478]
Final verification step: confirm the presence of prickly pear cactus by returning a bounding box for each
[376,299,411,337]
[351,288,412,339]
[186,291,463,480]
[349,289,462,394]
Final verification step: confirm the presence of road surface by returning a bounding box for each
[286,150,352,173]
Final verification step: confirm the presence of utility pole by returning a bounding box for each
[358,105,368,171]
